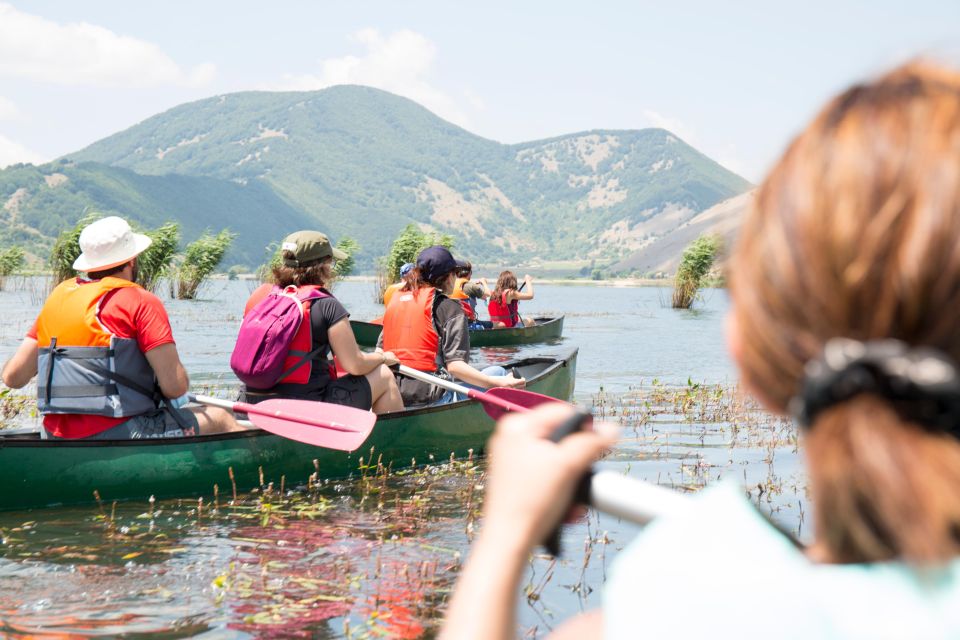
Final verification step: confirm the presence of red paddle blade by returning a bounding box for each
[480,387,567,420]
[243,398,376,452]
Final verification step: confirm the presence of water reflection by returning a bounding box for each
[0,278,784,638]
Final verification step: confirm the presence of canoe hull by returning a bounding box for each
[350,316,564,347]
[0,351,577,511]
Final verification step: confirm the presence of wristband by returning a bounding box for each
[168,392,190,409]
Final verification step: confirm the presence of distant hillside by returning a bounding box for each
[1,85,751,269]
[610,190,754,276]
[0,161,317,265]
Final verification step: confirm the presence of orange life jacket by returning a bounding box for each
[244,283,335,389]
[450,277,477,319]
[381,287,440,371]
[450,277,469,299]
[383,282,404,307]
[35,277,159,416]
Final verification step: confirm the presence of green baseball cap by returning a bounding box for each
[280,230,348,267]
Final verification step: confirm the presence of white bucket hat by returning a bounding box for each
[72,216,153,272]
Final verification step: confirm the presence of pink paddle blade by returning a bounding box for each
[239,398,376,452]
[479,387,567,420]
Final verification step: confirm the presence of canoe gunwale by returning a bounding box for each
[0,352,575,449]
[350,315,565,347]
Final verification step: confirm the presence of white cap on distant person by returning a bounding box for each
[72,216,153,272]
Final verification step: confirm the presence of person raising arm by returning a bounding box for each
[488,271,535,328]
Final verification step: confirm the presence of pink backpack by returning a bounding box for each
[230,285,329,389]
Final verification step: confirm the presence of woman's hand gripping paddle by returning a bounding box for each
[190,394,375,451]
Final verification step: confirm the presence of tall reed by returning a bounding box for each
[137,222,180,293]
[49,213,98,286]
[0,246,25,291]
[672,234,721,309]
[172,229,234,299]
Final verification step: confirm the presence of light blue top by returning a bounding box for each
[604,481,960,639]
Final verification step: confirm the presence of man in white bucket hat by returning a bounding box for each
[1,216,242,439]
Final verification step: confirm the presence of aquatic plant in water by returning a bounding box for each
[172,229,235,299]
[672,234,721,309]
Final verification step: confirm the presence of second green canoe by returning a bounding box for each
[351,316,564,347]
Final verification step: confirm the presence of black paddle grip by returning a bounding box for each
[542,409,594,557]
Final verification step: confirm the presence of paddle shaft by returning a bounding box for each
[190,394,358,433]
[396,365,531,413]
[393,367,683,537]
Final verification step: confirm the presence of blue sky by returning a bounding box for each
[0,0,957,180]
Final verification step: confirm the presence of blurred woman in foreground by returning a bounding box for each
[441,61,960,638]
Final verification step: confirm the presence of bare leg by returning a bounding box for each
[522,316,535,327]
[188,405,246,434]
[366,365,404,413]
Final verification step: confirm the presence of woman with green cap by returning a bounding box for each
[239,230,403,413]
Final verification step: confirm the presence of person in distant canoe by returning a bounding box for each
[240,231,403,414]
[382,262,414,308]
[487,271,535,328]
[450,261,493,330]
[441,62,960,639]
[380,246,525,406]
[0,216,242,439]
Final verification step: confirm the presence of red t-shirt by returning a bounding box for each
[27,282,175,438]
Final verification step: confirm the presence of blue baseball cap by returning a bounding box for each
[416,246,467,281]
[399,262,414,277]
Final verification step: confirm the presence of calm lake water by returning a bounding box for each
[0,278,804,638]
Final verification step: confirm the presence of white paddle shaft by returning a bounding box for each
[190,394,234,410]
[590,471,688,525]
[397,365,473,395]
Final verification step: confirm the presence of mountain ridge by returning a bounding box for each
[3,85,751,271]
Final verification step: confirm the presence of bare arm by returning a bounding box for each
[328,317,399,375]
[144,343,190,398]
[1,337,38,388]
[549,611,603,639]
[447,359,524,389]
[439,406,616,639]
[513,275,534,301]
[479,278,492,299]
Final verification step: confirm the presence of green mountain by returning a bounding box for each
[2,85,751,270]
[0,161,317,266]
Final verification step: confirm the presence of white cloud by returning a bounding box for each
[0,96,19,120]
[0,133,46,168]
[0,3,215,88]
[273,29,471,127]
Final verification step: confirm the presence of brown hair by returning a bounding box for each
[87,260,130,280]
[271,254,334,288]
[402,266,452,292]
[729,61,960,564]
[491,270,518,301]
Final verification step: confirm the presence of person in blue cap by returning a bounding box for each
[382,262,414,308]
[379,246,525,405]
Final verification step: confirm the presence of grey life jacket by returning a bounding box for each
[34,277,162,418]
[37,336,161,417]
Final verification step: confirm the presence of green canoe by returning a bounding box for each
[350,316,565,348]
[0,350,578,511]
